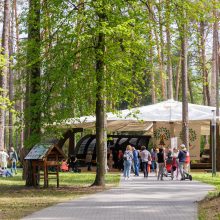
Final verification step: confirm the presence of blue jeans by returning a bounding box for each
[123,160,132,178]
[133,160,139,176]
[151,161,156,172]
[11,161,17,174]
[142,161,148,177]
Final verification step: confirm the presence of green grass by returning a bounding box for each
[0,170,120,220]
[192,172,220,195]
[192,172,220,220]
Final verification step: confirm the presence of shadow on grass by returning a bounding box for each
[0,171,120,219]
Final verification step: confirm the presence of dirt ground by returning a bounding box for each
[198,194,220,220]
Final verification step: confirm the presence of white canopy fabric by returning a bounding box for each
[58,99,216,131]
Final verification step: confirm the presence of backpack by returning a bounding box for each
[123,152,131,161]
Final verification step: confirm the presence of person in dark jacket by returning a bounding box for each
[178,144,187,180]
[156,147,166,180]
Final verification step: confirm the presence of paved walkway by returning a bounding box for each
[23,173,214,220]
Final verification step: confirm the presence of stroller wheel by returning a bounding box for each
[189,175,192,181]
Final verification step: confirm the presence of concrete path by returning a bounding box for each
[23,173,214,220]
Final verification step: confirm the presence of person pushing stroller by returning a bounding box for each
[178,144,192,181]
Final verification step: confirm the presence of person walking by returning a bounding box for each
[140,146,151,178]
[156,147,166,181]
[151,147,157,174]
[9,146,18,174]
[123,145,133,180]
[178,144,187,180]
[132,147,139,176]
[172,147,179,180]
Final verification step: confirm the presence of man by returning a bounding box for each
[9,146,18,174]
[140,146,151,177]
[132,147,139,176]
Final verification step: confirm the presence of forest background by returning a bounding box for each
[0,0,220,186]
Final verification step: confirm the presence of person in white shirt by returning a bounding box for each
[0,148,9,169]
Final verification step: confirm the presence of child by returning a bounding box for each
[0,167,13,177]
[60,159,69,172]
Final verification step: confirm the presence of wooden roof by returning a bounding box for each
[25,143,66,160]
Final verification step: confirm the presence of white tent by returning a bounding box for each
[57,99,216,132]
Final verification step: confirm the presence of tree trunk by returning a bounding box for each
[150,47,156,104]
[215,12,220,171]
[149,29,156,104]
[25,0,41,186]
[9,0,15,147]
[199,21,210,105]
[175,55,181,101]
[210,16,218,107]
[165,0,173,100]
[187,69,194,103]
[14,0,24,149]
[0,0,10,148]
[93,11,107,187]
[157,0,167,100]
[181,6,189,149]
[217,39,220,171]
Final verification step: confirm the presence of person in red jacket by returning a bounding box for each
[60,159,69,172]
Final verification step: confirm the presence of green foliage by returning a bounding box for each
[13,0,218,146]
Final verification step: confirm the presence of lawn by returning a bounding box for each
[0,170,120,220]
[192,172,220,220]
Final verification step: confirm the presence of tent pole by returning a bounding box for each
[153,121,157,147]
[211,110,216,176]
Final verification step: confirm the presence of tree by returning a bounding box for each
[180,1,189,149]
[8,0,15,147]
[25,0,41,186]
[0,0,10,149]
[199,21,210,106]
[165,0,173,100]
[92,1,107,186]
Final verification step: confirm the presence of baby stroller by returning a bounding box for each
[164,157,175,180]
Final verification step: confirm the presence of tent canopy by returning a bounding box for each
[58,99,216,132]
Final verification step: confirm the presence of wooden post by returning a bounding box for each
[33,161,36,187]
[153,121,157,147]
[216,122,220,171]
[56,153,59,188]
[69,133,75,156]
[44,160,47,188]
[57,165,59,188]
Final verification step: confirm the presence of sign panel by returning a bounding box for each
[25,144,52,160]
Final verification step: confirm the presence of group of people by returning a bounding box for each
[60,155,80,172]
[123,144,190,181]
[0,146,18,177]
[60,152,93,172]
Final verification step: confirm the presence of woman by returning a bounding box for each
[156,147,166,181]
[123,145,133,180]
